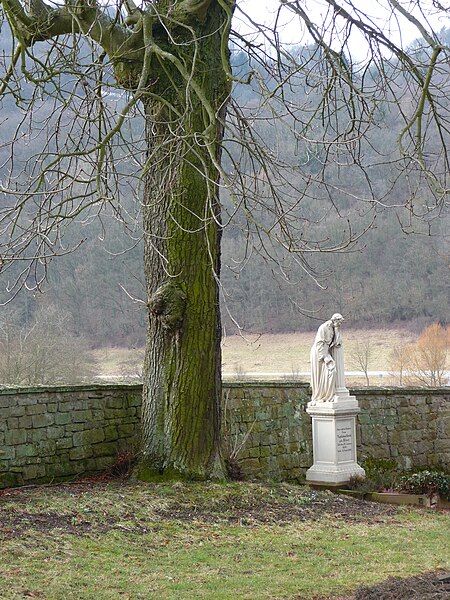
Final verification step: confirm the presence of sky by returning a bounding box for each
[235,0,450,58]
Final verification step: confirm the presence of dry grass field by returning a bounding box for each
[92,328,424,386]
[221,329,417,376]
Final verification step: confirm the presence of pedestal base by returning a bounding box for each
[306,394,365,486]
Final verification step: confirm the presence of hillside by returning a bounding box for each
[0,28,448,347]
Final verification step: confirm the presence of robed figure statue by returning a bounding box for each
[310,313,344,403]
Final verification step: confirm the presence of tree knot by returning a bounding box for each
[148,282,187,332]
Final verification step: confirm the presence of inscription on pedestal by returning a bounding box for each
[336,421,353,461]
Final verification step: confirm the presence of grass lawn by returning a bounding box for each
[0,480,448,599]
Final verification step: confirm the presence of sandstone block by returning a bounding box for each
[32,414,55,428]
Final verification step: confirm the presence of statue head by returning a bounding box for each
[331,313,344,327]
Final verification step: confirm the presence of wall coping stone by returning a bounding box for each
[0,381,447,396]
[349,386,449,396]
[0,383,143,396]
[223,381,309,389]
[225,381,448,395]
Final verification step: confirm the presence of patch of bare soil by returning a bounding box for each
[0,480,397,539]
[0,480,150,539]
[0,509,110,539]
[0,507,153,539]
[353,572,450,599]
[314,572,450,600]
[154,486,397,525]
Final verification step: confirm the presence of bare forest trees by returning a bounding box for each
[407,323,448,387]
[0,306,94,385]
[389,342,411,386]
[1,1,449,478]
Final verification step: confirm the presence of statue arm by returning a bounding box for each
[315,323,335,366]
[316,337,333,364]
[332,329,343,348]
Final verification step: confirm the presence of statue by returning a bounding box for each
[310,313,345,404]
[306,312,365,485]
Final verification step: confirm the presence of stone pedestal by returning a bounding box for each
[306,394,365,485]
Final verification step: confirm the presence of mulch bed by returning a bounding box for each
[153,486,397,526]
[314,572,450,599]
[0,480,151,539]
[0,509,113,538]
[352,572,450,599]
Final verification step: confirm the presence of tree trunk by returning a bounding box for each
[137,5,231,480]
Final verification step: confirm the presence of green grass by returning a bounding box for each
[0,481,448,599]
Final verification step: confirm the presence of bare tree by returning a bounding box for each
[407,323,448,387]
[0,311,28,385]
[349,338,377,386]
[389,342,412,386]
[0,1,449,478]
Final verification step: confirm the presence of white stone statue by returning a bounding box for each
[310,313,345,404]
[306,313,365,485]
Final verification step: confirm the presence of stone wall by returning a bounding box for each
[0,382,448,488]
[0,385,141,488]
[223,383,311,480]
[224,383,449,480]
[356,387,449,471]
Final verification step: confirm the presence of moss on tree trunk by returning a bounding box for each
[138,4,232,480]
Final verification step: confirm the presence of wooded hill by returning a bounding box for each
[0,30,447,347]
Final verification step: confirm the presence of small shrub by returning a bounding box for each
[108,451,137,478]
[225,457,244,481]
[348,475,376,494]
[349,461,450,499]
[222,391,254,480]
[397,470,450,500]
[348,457,401,492]
[362,457,400,491]
[363,457,398,474]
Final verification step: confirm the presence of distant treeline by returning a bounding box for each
[1,197,446,347]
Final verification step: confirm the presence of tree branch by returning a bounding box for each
[1,0,144,61]
[387,0,441,49]
[0,43,21,95]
